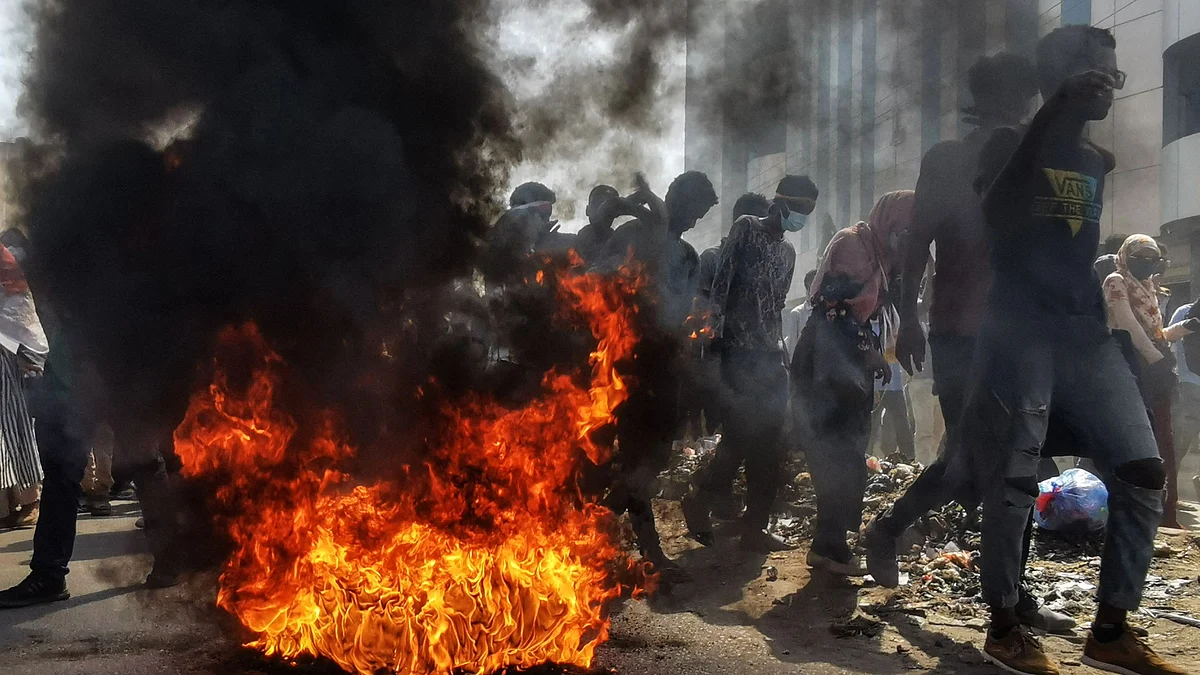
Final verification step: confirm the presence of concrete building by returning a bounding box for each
[684,0,1200,305]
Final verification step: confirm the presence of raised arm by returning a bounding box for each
[981,70,1115,229]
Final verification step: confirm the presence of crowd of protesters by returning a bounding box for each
[0,20,1194,675]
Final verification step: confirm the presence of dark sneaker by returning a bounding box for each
[984,628,1060,675]
[806,548,867,576]
[1019,606,1077,635]
[144,559,182,589]
[740,528,795,553]
[1082,630,1190,675]
[86,499,113,517]
[863,523,900,588]
[0,574,70,609]
[681,494,714,547]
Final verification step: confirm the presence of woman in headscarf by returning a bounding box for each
[0,243,48,528]
[792,190,915,575]
[1102,234,1195,528]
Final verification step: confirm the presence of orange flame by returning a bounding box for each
[684,309,715,341]
[174,266,645,675]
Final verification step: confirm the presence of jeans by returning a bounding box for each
[27,372,96,579]
[970,319,1162,611]
[699,347,789,532]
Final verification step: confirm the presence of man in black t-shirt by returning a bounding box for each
[966,26,1184,675]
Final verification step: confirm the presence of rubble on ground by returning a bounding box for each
[660,438,1200,628]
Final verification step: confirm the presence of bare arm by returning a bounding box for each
[902,146,947,325]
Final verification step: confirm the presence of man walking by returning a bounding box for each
[967,26,1184,675]
[682,175,817,553]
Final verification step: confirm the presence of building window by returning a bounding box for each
[1061,0,1090,26]
[1165,33,1200,146]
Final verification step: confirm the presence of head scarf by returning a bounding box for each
[0,245,48,354]
[1115,234,1164,341]
[808,190,915,325]
[0,246,29,295]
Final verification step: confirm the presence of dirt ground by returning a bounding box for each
[2,499,1200,675]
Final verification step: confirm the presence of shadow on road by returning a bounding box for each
[0,527,148,562]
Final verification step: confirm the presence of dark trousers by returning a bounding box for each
[808,404,871,558]
[29,383,95,579]
[874,334,975,536]
[699,347,789,531]
[1145,376,1179,525]
[973,325,1162,610]
[876,334,1066,535]
[681,350,723,436]
[612,345,682,560]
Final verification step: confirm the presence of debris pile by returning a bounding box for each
[660,440,1200,628]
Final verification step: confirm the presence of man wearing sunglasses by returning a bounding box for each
[965,25,1184,675]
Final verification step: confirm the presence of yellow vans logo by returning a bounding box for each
[1032,168,1101,236]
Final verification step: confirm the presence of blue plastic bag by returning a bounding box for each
[1034,468,1109,532]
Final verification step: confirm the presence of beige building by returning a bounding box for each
[684,0,1200,305]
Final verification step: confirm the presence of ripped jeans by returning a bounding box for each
[968,318,1164,611]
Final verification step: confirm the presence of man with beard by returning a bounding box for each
[681,176,816,553]
[594,172,718,576]
[966,26,1184,675]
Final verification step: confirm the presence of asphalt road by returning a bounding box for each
[0,503,915,675]
[2,502,1200,675]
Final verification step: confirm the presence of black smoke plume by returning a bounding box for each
[17,0,521,447]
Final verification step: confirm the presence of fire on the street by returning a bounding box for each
[173,266,647,675]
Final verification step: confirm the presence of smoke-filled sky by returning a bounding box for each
[0,0,25,138]
[489,0,686,229]
[0,0,685,229]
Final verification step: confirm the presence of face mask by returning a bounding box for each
[782,211,808,232]
[1127,258,1158,281]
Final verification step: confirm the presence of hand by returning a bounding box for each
[1183,318,1200,334]
[1051,70,1114,109]
[865,347,889,384]
[17,354,43,377]
[895,320,927,376]
[878,362,893,386]
[632,172,652,196]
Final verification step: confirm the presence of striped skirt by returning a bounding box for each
[0,349,41,491]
